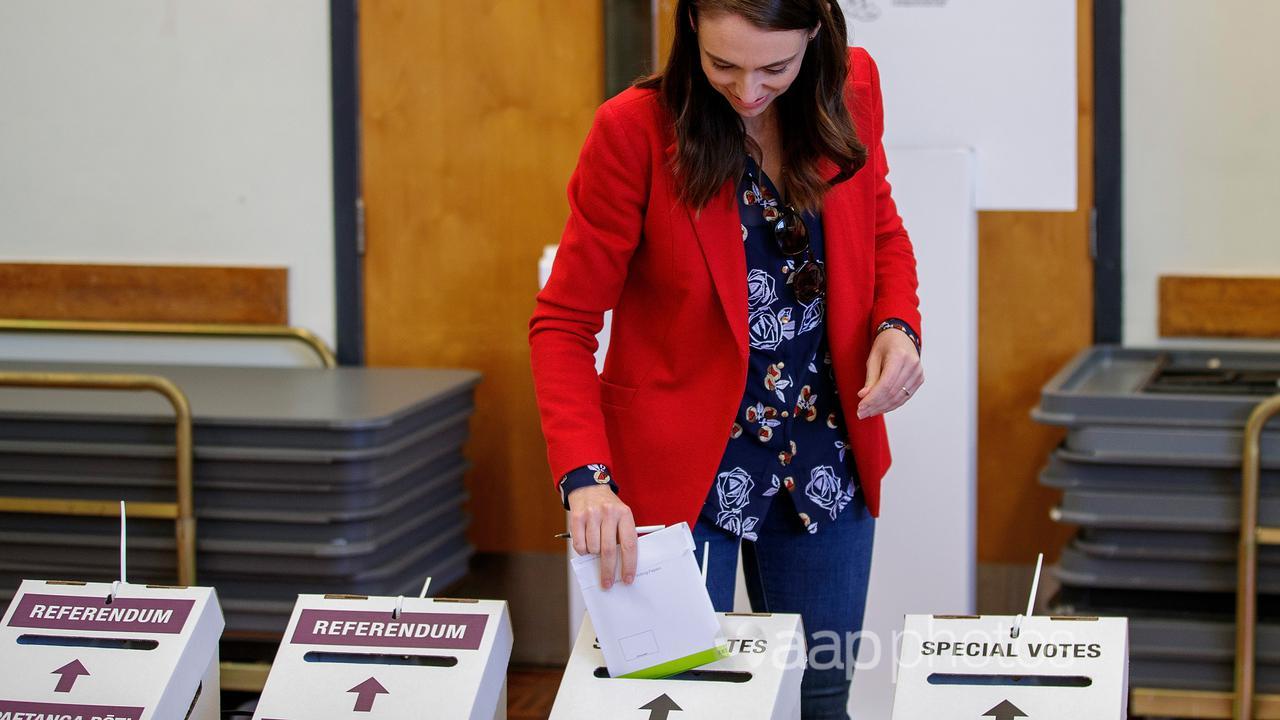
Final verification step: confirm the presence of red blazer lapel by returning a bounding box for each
[685,180,749,356]
[822,160,875,401]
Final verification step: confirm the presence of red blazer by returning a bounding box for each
[530,48,920,527]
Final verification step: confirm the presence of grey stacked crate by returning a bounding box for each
[0,360,479,635]
[1034,346,1280,692]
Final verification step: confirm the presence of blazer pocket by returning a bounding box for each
[598,378,638,409]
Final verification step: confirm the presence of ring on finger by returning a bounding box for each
[901,386,911,396]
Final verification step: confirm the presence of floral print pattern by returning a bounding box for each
[805,465,847,522]
[701,155,859,538]
[746,269,778,311]
[714,467,761,541]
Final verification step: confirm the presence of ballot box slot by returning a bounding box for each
[183,682,202,720]
[302,650,459,667]
[591,666,753,683]
[16,633,159,651]
[926,673,1093,688]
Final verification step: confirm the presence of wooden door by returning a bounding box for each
[360,1,603,553]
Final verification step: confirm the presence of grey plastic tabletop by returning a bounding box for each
[1036,345,1280,428]
[0,360,480,430]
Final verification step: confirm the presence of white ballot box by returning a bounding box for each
[0,578,224,720]
[891,614,1129,720]
[551,611,805,719]
[252,593,513,720]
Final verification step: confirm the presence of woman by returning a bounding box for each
[530,1,922,716]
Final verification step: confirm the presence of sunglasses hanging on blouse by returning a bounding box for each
[772,205,826,304]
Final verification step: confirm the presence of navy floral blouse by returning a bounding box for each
[700,156,855,537]
[558,157,917,538]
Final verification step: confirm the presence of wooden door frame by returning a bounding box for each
[1094,0,1123,344]
[332,0,365,366]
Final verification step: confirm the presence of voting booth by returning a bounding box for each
[551,612,805,719]
[890,614,1129,720]
[252,592,513,719]
[0,578,223,719]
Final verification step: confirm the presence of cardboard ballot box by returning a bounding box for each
[252,593,513,720]
[550,612,806,719]
[0,579,224,720]
[890,614,1129,720]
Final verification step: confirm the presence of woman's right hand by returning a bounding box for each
[567,484,637,589]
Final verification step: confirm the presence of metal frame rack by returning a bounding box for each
[0,370,196,584]
[0,321,341,692]
[1130,394,1280,719]
[0,319,337,369]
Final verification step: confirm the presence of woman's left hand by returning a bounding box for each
[856,329,923,419]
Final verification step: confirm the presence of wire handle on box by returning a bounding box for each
[394,577,433,619]
[109,501,127,604]
[1011,552,1044,639]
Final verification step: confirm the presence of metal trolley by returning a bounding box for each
[0,318,337,368]
[0,370,197,584]
[1130,393,1280,719]
[0,320,338,692]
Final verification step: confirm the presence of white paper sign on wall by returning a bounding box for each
[840,0,1078,211]
[891,614,1129,720]
[551,612,805,720]
[0,579,224,720]
[252,593,512,720]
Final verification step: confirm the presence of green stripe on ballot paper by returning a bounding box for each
[619,643,732,679]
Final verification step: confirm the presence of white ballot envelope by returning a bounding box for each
[571,522,728,678]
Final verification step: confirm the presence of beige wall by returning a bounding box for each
[0,1,336,345]
[1124,0,1280,349]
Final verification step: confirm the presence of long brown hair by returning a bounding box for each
[637,0,866,212]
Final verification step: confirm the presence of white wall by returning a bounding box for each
[1124,0,1280,349]
[0,1,336,347]
[842,0,1076,211]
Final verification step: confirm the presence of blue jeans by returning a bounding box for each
[693,489,876,720]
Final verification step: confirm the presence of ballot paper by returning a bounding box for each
[571,522,728,678]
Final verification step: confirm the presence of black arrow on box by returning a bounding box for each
[52,659,89,693]
[349,677,389,712]
[641,693,682,719]
[983,699,1028,719]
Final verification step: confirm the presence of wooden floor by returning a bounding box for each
[508,666,564,720]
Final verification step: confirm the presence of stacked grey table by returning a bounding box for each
[1035,346,1280,692]
[0,360,479,636]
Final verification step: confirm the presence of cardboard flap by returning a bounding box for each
[0,579,223,720]
[890,614,1130,720]
[549,612,806,719]
[253,594,513,720]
